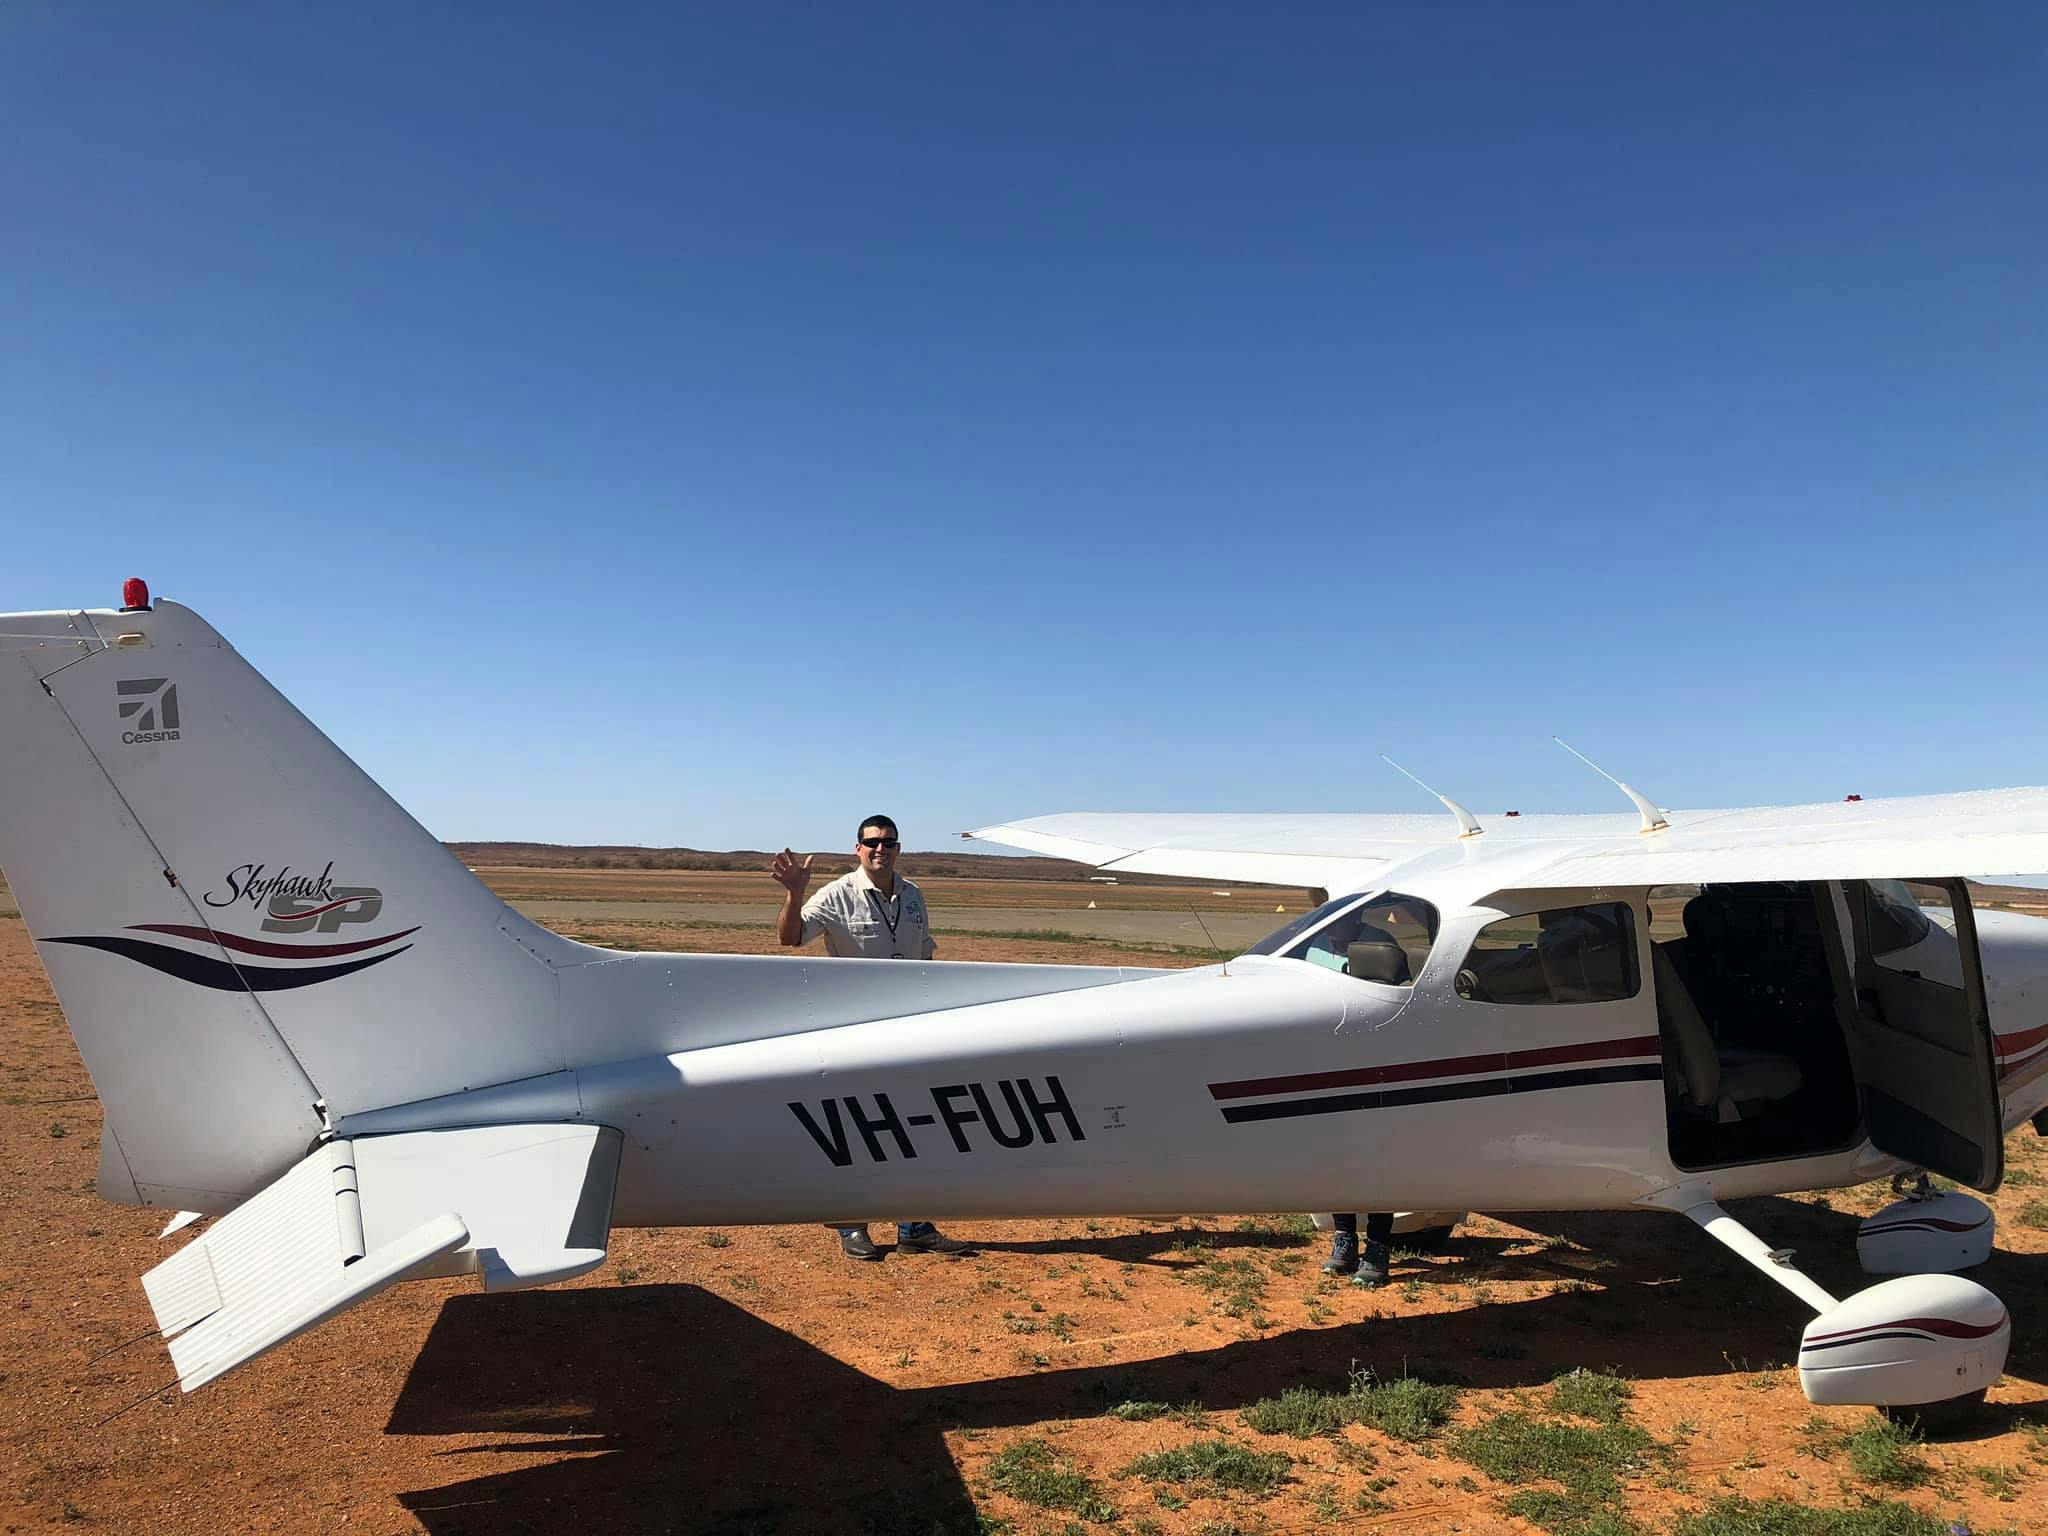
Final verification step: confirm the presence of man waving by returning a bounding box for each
[771,815,970,1260]
[774,813,936,961]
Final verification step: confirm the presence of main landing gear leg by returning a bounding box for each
[1663,1193,2008,1412]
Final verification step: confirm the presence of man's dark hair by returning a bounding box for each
[858,814,899,841]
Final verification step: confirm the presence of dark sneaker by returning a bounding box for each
[897,1226,976,1257]
[1352,1240,1392,1289]
[839,1227,884,1261]
[1321,1229,1359,1276]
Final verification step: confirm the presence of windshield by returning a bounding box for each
[1246,891,1439,986]
[1865,878,1936,957]
[1243,893,1368,956]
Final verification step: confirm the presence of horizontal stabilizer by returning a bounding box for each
[352,1122,622,1293]
[141,1123,621,1390]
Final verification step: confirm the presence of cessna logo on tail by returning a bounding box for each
[46,857,419,992]
[117,677,181,743]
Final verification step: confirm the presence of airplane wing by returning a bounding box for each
[962,810,1464,892]
[968,787,2048,898]
[143,1124,620,1391]
[1513,787,2048,890]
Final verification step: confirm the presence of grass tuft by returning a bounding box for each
[1667,1494,1951,1535]
[1234,1213,1318,1240]
[986,1438,1116,1522]
[1840,1414,1929,1488]
[1548,1368,1634,1424]
[1241,1386,1352,1439]
[1973,1461,2023,1500]
[1448,1411,1654,1500]
[1503,1488,1643,1536]
[1238,1371,1460,1444]
[1178,1253,1268,1317]
[1350,1372,1462,1442]
[1121,1439,1291,1495]
[1107,1401,1169,1422]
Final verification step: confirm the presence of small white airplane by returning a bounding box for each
[6,587,2048,1415]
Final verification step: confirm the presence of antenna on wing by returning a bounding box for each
[1551,737,1669,834]
[1379,754,1483,838]
[1187,904,1230,976]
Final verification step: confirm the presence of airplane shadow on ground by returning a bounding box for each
[388,1200,2048,1535]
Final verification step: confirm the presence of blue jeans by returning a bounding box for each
[839,1222,933,1239]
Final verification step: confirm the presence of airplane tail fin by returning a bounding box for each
[0,599,577,1212]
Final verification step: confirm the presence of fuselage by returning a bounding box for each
[337,883,2048,1230]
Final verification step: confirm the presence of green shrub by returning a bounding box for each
[1840,1414,1929,1489]
[1107,1400,1169,1422]
[1448,1411,1653,1499]
[1241,1387,1351,1438]
[1121,1439,1291,1495]
[1349,1374,1461,1442]
[1237,1373,1459,1443]
[1548,1368,1633,1424]
[987,1439,1116,1522]
[1668,1495,1949,1536]
[1504,1489,1643,1536]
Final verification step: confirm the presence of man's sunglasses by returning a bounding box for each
[859,837,900,850]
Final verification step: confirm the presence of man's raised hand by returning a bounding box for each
[770,847,814,897]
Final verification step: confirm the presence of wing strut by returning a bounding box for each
[1673,1194,1837,1313]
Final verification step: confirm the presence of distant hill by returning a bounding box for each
[443,841,1224,887]
[443,848,2048,905]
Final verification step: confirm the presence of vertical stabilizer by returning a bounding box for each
[0,600,574,1210]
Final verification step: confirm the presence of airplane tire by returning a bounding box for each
[1882,1387,1989,1432]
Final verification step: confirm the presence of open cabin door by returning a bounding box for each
[1834,879,2003,1191]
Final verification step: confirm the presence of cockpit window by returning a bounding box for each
[1256,892,1440,986]
[1453,901,1638,1005]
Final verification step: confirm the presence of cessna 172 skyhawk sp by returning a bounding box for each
[5,591,2048,1412]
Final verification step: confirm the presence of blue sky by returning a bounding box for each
[6,4,2044,852]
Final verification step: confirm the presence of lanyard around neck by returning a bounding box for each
[867,888,902,941]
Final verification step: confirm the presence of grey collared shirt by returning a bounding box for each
[799,866,937,959]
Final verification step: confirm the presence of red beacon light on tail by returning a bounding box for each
[121,578,150,612]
